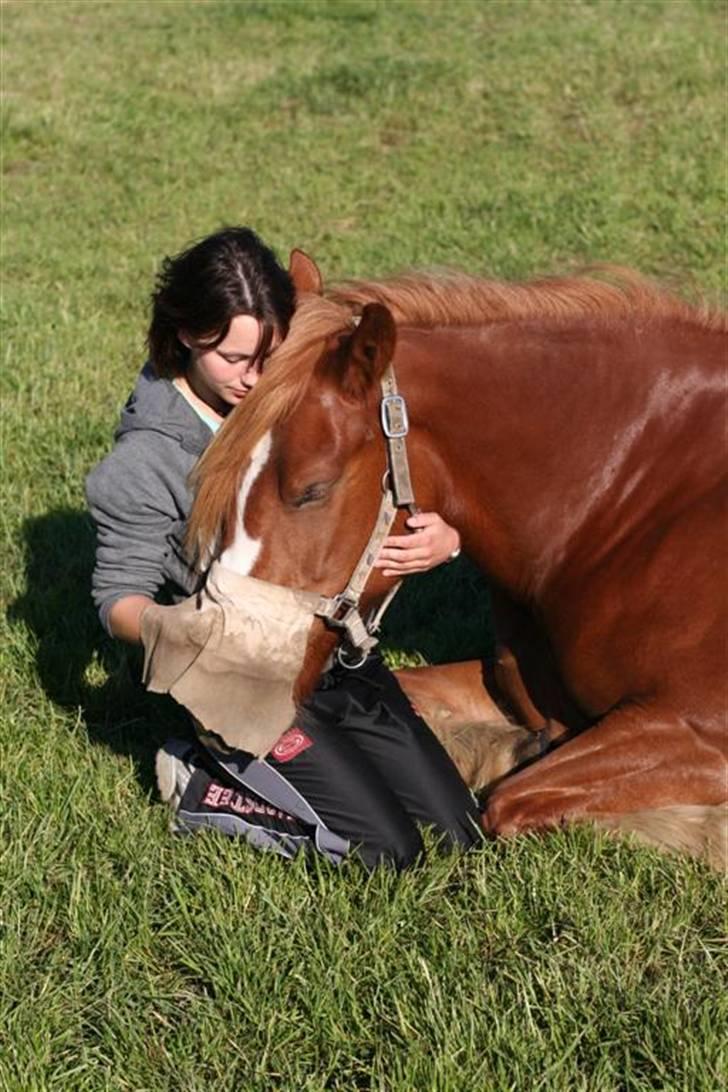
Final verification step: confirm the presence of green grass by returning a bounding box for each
[2,1,726,1088]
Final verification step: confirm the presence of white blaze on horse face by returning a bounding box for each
[218,432,272,575]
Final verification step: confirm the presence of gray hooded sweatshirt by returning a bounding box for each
[86,363,214,634]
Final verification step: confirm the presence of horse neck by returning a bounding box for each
[394,319,688,602]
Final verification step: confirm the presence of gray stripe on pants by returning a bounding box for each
[177,808,311,859]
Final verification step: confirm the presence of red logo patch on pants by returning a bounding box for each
[271,726,313,763]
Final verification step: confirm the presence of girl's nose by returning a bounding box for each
[241,363,260,390]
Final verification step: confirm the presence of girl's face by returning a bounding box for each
[181,314,273,414]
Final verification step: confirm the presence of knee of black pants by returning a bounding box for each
[422,797,483,854]
[357,815,425,873]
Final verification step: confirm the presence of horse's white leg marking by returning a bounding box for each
[218,432,272,575]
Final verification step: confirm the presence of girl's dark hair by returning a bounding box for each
[147,227,296,378]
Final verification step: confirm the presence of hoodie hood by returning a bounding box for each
[115,362,212,456]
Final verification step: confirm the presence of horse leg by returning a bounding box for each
[491,644,550,732]
[392,661,539,791]
[483,704,728,865]
[393,660,509,726]
[489,589,588,741]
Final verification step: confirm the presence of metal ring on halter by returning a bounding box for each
[380,468,391,494]
[336,643,368,670]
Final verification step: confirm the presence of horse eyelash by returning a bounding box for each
[291,483,329,509]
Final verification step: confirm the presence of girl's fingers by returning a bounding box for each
[378,545,429,558]
[383,531,439,550]
[383,533,427,548]
[373,550,430,567]
[377,566,430,575]
[375,547,429,563]
[376,556,433,571]
[406,511,439,529]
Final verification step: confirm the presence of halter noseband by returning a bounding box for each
[312,363,417,668]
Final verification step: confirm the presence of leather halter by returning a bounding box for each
[313,363,417,668]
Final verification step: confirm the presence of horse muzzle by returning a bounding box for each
[141,561,326,757]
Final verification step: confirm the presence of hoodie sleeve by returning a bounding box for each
[85,431,190,635]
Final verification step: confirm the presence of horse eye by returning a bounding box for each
[291,482,330,509]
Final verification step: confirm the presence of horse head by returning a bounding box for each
[188,253,417,702]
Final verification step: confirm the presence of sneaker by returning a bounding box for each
[155,738,201,815]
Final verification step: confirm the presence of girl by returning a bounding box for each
[86,227,481,870]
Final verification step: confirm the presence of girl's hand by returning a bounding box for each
[373,512,460,577]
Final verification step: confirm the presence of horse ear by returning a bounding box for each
[288,249,323,297]
[335,302,397,399]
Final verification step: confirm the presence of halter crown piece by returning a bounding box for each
[313,363,418,668]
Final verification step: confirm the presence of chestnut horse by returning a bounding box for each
[188,255,727,864]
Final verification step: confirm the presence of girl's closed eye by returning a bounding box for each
[219,353,251,365]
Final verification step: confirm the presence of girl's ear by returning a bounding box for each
[178,329,193,350]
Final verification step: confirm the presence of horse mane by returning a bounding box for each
[329,264,726,331]
[187,266,725,560]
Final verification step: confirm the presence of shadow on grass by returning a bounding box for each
[10,509,496,793]
[9,508,190,794]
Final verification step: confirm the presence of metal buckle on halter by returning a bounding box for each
[320,594,372,647]
[380,394,409,439]
[336,643,368,670]
[320,594,377,670]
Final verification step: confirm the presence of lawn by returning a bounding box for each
[2,2,726,1088]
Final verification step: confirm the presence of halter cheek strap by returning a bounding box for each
[379,368,417,512]
[313,362,417,668]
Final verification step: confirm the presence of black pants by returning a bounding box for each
[177,655,482,870]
